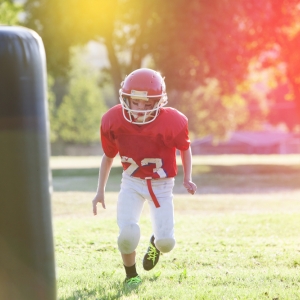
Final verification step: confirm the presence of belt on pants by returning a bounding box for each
[145,177,160,208]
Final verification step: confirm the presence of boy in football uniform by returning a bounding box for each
[92,68,197,285]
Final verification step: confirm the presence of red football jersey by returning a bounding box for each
[101,104,190,179]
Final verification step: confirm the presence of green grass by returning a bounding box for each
[51,155,300,299]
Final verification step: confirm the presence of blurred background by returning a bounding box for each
[1,0,300,156]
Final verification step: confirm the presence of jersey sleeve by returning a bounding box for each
[164,108,190,151]
[172,124,190,151]
[100,111,119,158]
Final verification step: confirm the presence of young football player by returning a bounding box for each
[92,68,197,286]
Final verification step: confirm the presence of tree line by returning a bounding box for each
[2,0,300,144]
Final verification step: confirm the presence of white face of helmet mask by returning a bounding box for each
[119,91,167,125]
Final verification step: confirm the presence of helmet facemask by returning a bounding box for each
[119,92,167,125]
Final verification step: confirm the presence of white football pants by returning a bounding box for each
[117,172,175,254]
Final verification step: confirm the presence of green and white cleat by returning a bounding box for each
[143,235,160,271]
[124,275,142,286]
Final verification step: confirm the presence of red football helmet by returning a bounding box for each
[119,68,168,124]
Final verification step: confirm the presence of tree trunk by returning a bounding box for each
[289,79,300,127]
[104,37,122,105]
[283,34,300,128]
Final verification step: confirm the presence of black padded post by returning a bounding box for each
[0,26,56,300]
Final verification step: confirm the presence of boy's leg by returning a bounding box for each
[149,178,176,252]
[122,252,136,267]
[117,174,145,282]
[143,178,175,270]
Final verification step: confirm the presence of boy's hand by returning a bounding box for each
[183,180,197,195]
[92,193,106,215]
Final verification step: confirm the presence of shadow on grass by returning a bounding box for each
[64,280,144,300]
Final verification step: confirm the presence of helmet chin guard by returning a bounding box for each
[119,68,168,125]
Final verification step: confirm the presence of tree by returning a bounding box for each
[243,0,300,129]
[23,0,122,92]
[0,0,22,25]
[22,0,255,93]
[51,47,107,144]
[21,1,266,87]
[131,0,300,130]
[23,0,300,136]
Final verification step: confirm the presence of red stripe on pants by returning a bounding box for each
[146,178,160,208]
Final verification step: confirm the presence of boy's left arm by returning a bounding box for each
[180,147,197,195]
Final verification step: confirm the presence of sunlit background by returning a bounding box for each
[1,0,300,155]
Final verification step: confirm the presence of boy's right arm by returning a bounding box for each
[92,154,114,215]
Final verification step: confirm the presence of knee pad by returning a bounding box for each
[155,238,175,253]
[118,223,140,254]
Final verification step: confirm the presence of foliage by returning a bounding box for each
[226,0,300,129]
[0,0,22,25]
[177,72,269,138]
[22,0,300,135]
[176,80,261,138]
[24,0,249,91]
[23,0,122,90]
[47,74,58,142]
[51,47,107,144]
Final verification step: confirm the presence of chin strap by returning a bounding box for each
[145,177,160,208]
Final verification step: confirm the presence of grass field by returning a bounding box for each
[51,155,300,300]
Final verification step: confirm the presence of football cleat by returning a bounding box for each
[143,235,160,271]
[124,275,142,286]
